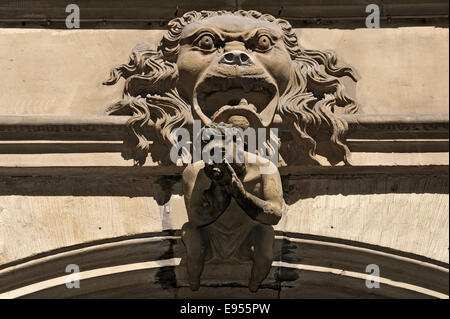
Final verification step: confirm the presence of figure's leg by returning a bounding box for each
[181,222,208,291]
[248,224,275,293]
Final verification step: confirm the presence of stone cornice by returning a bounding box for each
[0,114,447,141]
[1,0,448,28]
[0,114,447,176]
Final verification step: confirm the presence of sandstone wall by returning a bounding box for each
[0,174,448,265]
[0,26,448,270]
[0,27,448,116]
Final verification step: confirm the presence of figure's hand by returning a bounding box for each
[204,162,231,185]
[223,159,246,198]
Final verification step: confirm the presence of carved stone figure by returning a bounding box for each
[104,10,358,167]
[104,10,358,291]
[182,123,284,292]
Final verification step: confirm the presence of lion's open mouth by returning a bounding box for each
[194,75,278,120]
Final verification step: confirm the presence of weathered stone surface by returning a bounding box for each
[297,27,449,115]
[0,9,448,298]
[0,174,448,265]
[0,27,448,116]
[280,174,449,263]
[0,29,163,115]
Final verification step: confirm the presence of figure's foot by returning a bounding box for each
[189,280,200,291]
[248,280,260,293]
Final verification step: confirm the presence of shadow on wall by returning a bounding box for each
[0,174,448,203]
[282,174,449,205]
[0,175,183,199]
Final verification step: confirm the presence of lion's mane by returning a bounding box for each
[104,10,358,166]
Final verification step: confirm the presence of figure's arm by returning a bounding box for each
[182,164,231,227]
[224,160,283,225]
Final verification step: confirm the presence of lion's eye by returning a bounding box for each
[197,34,215,51]
[256,35,272,51]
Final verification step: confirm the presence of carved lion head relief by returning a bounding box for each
[104,10,358,166]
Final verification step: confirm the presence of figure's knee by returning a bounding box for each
[182,221,198,232]
[182,222,207,252]
[182,222,201,238]
[250,224,275,261]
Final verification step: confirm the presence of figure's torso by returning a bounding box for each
[188,159,266,261]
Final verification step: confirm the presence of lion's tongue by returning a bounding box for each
[217,99,254,129]
[227,115,250,129]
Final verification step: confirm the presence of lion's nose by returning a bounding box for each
[219,51,253,66]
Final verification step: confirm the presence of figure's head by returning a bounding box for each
[104,10,358,166]
[199,122,246,177]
